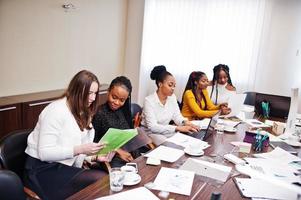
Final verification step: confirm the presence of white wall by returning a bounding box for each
[123,0,145,103]
[254,0,301,112]
[0,0,127,97]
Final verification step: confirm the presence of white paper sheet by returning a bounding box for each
[244,119,270,128]
[96,187,159,200]
[223,94,247,117]
[165,133,210,149]
[254,147,301,163]
[152,167,195,196]
[179,158,232,183]
[144,145,184,162]
[191,118,211,129]
[235,178,299,200]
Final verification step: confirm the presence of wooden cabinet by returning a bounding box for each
[0,84,108,139]
[0,101,22,139]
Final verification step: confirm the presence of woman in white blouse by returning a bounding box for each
[141,65,199,145]
[207,64,236,105]
[24,70,114,200]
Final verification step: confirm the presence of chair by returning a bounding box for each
[0,170,26,200]
[0,129,40,200]
[244,91,256,106]
[131,103,143,128]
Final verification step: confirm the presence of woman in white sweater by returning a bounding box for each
[24,70,114,200]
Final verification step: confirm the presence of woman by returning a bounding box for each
[181,71,230,120]
[24,70,114,200]
[208,64,236,104]
[92,76,151,168]
[141,65,199,145]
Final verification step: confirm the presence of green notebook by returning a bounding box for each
[97,128,138,155]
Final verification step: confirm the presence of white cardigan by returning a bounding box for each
[141,92,185,137]
[25,98,94,168]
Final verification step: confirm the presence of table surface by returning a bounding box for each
[67,123,300,200]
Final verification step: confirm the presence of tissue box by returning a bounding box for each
[272,121,286,135]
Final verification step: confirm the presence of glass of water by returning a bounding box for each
[109,168,125,192]
[216,120,224,134]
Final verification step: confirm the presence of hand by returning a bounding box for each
[116,149,134,162]
[184,121,200,131]
[97,151,116,162]
[176,125,199,134]
[74,142,106,156]
[220,102,228,108]
[221,107,231,115]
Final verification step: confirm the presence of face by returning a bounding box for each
[159,75,176,96]
[107,85,129,111]
[217,69,229,85]
[196,75,209,90]
[88,81,99,107]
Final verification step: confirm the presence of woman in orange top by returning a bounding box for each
[181,71,230,120]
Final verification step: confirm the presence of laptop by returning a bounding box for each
[191,117,217,141]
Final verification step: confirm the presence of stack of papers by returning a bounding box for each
[152,167,195,196]
[96,187,159,200]
[144,145,184,162]
[166,133,210,149]
[244,119,270,128]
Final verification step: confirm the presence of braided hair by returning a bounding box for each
[182,71,207,110]
[150,65,172,88]
[210,64,234,104]
[108,76,133,128]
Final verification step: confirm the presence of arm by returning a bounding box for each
[143,98,176,135]
[203,89,220,110]
[184,90,219,118]
[171,94,186,125]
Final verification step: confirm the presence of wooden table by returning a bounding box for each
[67,123,298,200]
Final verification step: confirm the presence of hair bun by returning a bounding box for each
[150,65,166,80]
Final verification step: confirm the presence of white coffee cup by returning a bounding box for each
[288,135,300,143]
[188,142,202,154]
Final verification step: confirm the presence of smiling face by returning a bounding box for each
[196,74,209,90]
[217,69,229,85]
[159,75,176,96]
[88,81,99,107]
[107,85,129,111]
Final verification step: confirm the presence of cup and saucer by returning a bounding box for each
[184,144,204,156]
[121,164,141,186]
[285,136,301,147]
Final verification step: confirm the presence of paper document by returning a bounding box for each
[95,187,159,200]
[144,145,184,163]
[166,133,210,149]
[180,158,232,183]
[223,94,246,117]
[97,128,138,155]
[191,118,211,129]
[153,167,195,196]
[254,147,301,164]
[244,119,270,128]
[234,178,299,200]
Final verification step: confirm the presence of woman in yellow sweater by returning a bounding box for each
[181,71,230,120]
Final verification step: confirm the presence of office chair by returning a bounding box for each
[0,170,26,200]
[131,103,143,128]
[0,129,41,200]
[244,91,256,106]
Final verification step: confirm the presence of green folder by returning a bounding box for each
[97,128,138,155]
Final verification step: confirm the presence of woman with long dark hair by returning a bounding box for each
[24,70,114,200]
[181,71,230,120]
[208,64,236,104]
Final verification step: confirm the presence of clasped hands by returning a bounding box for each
[220,102,231,115]
[74,142,115,162]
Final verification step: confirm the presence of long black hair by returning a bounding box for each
[108,76,133,128]
[150,65,172,87]
[210,64,234,104]
[182,71,207,110]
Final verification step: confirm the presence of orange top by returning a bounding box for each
[181,89,220,120]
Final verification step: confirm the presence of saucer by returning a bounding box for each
[285,140,301,147]
[184,147,204,156]
[123,173,141,186]
[224,127,237,133]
